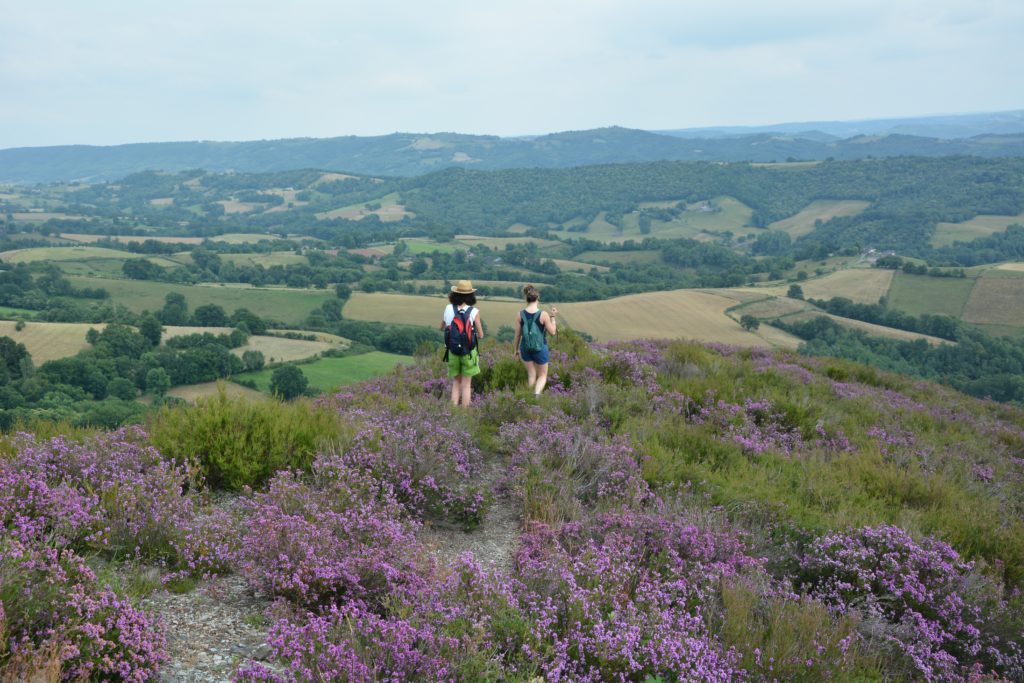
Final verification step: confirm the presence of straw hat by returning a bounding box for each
[451,280,476,294]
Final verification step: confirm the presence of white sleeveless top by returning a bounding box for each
[443,303,479,326]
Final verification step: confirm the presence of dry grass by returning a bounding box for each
[167,381,268,403]
[455,235,562,250]
[149,197,174,206]
[234,336,339,363]
[962,276,1024,326]
[12,212,86,222]
[995,262,1024,272]
[163,325,234,340]
[0,321,105,362]
[932,212,1024,248]
[343,290,798,348]
[769,200,871,238]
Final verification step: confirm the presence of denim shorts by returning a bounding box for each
[519,343,549,365]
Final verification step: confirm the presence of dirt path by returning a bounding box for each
[418,457,521,574]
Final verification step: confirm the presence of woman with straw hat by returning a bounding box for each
[440,280,485,406]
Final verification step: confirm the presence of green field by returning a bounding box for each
[886,273,976,318]
[0,305,38,319]
[931,212,1024,248]
[65,276,334,325]
[0,246,138,263]
[236,352,413,393]
[553,197,755,243]
[574,250,663,265]
[219,252,309,267]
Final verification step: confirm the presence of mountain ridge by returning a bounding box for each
[3,110,1024,184]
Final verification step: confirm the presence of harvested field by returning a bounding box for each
[344,290,796,348]
[751,268,894,304]
[0,320,105,362]
[995,262,1024,272]
[12,212,87,222]
[769,200,871,239]
[217,200,261,214]
[219,252,308,267]
[962,276,1024,326]
[167,381,268,403]
[783,311,953,345]
[455,236,562,250]
[234,335,341,364]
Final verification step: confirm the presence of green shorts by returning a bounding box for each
[447,347,481,378]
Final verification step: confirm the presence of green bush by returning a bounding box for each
[147,385,349,490]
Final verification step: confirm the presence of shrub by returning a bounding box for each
[148,387,347,490]
[0,534,167,681]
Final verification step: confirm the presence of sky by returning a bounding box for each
[1,0,1022,149]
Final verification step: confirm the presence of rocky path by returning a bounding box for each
[144,575,273,683]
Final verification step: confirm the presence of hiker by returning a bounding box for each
[513,284,557,396]
[441,280,485,406]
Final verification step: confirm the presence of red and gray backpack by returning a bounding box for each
[445,306,476,359]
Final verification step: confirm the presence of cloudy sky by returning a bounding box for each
[1,0,1021,149]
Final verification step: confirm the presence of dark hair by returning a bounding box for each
[523,284,539,303]
[449,291,477,306]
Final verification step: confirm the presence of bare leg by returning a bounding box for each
[523,361,537,389]
[460,375,474,406]
[451,376,461,406]
[534,363,549,395]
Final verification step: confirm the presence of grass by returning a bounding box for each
[65,276,335,326]
[61,233,208,245]
[0,305,40,319]
[236,352,413,393]
[931,212,1024,248]
[768,200,871,239]
[235,335,343,364]
[886,273,976,318]
[961,274,1024,327]
[0,320,104,362]
[995,262,1024,273]
[551,259,609,273]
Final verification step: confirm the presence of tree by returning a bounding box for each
[241,350,265,372]
[139,313,163,347]
[122,259,165,280]
[787,284,805,300]
[146,367,171,398]
[160,292,189,325]
[107,377,137,400]
[192,304,228,327]
[270,364,308,400]
[739,314,760,332]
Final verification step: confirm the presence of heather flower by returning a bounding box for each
[798,525,1022,681]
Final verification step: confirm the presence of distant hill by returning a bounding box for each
[4,111,1024,184]
[658,109,1024,139]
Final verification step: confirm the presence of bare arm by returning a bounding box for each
[474,314,485,340]
[512,312,522,356]
[542,306,558,335]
